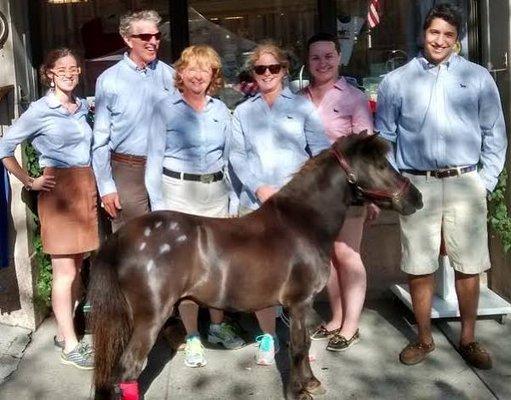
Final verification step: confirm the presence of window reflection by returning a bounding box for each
[37,0,172,96]
[189,0,318,103]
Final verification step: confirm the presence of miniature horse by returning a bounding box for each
[89,133,422,400]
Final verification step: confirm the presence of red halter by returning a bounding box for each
[330,147,410,202]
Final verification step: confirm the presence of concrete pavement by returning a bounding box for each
[0,299,509,400]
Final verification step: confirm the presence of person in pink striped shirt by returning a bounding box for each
[301,32,379,352]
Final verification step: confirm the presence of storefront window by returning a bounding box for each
[335,0,469,101]
[188,0,318,93]
[36,0,172,96]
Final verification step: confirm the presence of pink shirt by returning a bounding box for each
[302,77,373,143]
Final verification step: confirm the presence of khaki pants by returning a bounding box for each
[111,159,150,232]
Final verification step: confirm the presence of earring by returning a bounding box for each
[50,80,55,88]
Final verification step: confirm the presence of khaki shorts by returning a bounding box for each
[162,175,229,218]
[399,170,490,275]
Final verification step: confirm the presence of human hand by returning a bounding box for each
[365,203,381,224]
[255,185,278,203]
[31,175,56,192]
[101,193,122,218]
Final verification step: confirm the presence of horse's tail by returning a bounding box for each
[88,237,132,394]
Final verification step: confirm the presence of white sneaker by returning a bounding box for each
[184,336,207,368]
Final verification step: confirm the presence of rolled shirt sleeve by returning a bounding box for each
[478,71,508,192]
[0,103,42,160]
[228,108,264,197]
[144,100,167,211]
[91,75,117,197]
[375,77,399,169]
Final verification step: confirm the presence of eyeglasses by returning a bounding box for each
[253,64,282,75]
[51,67,81,77]
[130,32,162,41]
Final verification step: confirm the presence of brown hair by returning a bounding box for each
[247,42,290,75]
[39,48,81,87]
[173,45,224,95]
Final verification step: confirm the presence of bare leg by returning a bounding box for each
[408,273,435,344]
[454,271,479,346]
[178,300,200,335]
[52,255,82,352]
[209,309,224,325]
[255,307,276,335]
[325,213,366,336]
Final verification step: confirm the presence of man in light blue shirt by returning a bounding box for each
[92,9,175,230]
[376,4,506,370]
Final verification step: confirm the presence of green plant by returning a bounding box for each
[488,169,511,252]
[22,142,52,308]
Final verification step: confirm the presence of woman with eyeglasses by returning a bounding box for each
[0,48,97,369]
[229,42,330,366]
[302,33,377,353]
[145,44,245,368]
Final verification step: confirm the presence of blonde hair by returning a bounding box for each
[119,10,161,38]
[173,45,224,95]
[248,42,290,74]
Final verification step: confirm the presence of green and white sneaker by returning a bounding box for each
[60,342,94,370]
[255,333,279,366]
[184,336,207,368]
[208,322,246,350]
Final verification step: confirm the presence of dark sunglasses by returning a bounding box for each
[253,64,282,75]
[131,32,162,41]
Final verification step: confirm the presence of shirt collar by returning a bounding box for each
[171,90,214,107]
[44,91,82,111]
[333,77,349,91]
[250,85,295,102]
[123,52,158,72]
[418,52,457,70]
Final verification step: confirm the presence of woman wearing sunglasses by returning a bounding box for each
[0,48,97,369]
[229,42,330,366]
[145,45,245,368]
[302,33,377,353]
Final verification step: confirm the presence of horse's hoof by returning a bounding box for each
[304,378,325,396]
[305,383,326,396]
[296,391,313,400]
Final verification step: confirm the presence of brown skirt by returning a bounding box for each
[38,166,99,255]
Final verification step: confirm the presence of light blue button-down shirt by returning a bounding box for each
[0,92,92,167]
[375,53,507,191]
[92,54,176,196]
[145,92,231,211]
[230,87,330,210]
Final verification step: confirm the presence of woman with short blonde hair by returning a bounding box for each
[146,44,245,368]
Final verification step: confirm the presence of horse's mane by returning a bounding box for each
[276,133,390,199]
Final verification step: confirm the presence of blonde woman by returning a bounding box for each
[229,42,330,365]
[145,45,245,368]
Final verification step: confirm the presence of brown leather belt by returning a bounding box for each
[402,165,476,179]
[111,152,146,166]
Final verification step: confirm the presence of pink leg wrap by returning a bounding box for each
[119,381,140,400]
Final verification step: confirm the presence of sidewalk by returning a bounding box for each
[0,298,508,400]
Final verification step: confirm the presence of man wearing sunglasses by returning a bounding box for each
[92,9,175,231]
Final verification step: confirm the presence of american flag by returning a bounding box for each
[367,0,382,28]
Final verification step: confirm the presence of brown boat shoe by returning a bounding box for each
[326,329,360,352]
[459,342,492,370]
[399,340,435,365]
[310,324,341,341]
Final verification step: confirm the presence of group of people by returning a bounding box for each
[0,3,506,377]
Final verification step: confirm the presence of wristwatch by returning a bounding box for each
[24,177,34,191]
